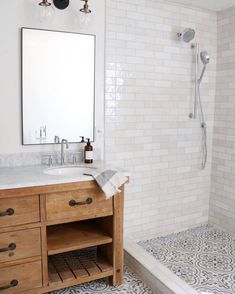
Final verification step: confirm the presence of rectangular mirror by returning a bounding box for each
[22,28,95,145]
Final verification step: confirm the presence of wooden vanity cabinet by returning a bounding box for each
[0,180,125,294]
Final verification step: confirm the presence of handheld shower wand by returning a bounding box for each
[198,51,210,84]
[194,49,210,169]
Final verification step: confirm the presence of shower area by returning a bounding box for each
[105,0,235,293]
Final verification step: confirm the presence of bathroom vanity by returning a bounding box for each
[0,165,127,293]
[0,24,120,293]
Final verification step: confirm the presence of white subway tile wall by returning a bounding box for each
[105,0,217,240]
[209,7,235,233]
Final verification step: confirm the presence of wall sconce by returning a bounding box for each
[38,0,92,21]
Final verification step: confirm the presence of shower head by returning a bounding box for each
[200,51,210,65]
[198,51,210,84]
[177,28,195,43]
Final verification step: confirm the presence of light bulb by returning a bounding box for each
[37,0,55,23]
[79,12,92,26]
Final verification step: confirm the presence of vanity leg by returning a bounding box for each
[110,187,124,286]
[96,188,124,286]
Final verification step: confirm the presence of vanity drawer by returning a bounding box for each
[0,260,42,293]
[0,196,40,228]
[46,188,113,222]
[0,228,41,264]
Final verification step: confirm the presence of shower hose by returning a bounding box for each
[196,83,207,169]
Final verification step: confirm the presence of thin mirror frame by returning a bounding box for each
[21,27,96,145]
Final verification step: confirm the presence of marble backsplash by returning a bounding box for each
[0,151,83,168]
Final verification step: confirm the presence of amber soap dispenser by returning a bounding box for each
[84,138,93,164]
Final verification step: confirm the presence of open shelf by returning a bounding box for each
[47,221,112,256]
[48,248,113,288]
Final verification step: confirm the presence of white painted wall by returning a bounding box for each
[0,0,105,158]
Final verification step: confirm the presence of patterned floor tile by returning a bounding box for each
[51,266,154,294]
[138,225,235,294]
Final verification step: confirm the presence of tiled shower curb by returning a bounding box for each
[124,238,198,294]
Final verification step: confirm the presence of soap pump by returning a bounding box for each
[84,138,93,164]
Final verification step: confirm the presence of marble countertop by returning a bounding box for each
[0,162,129,190]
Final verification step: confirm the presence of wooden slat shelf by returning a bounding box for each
[47,222,112,256]
[48,249,113,288]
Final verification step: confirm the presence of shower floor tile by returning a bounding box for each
[138,225,235,294]
[51,266,154,294]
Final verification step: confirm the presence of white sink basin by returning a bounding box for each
[43,166,96,176]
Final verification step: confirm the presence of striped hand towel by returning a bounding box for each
[84,169,128,199]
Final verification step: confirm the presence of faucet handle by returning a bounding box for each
[67,152,82,165]
[72,154,77,165]
[41,154,54,166]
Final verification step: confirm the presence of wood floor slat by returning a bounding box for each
[48,248,113,287]
[96,256,113,272]
[51,255,75,282]
[48,260,62,285]
[64,252,89,279]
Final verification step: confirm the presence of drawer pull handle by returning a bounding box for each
[0,243,16,253]
[69,197,93,207]
[0,208,14,217]
[0,280,18,291]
